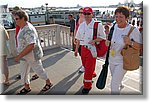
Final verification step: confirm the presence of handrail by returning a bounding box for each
[7,24,72,58]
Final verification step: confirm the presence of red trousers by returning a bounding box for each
[81,46,96,88]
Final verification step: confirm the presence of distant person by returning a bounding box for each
[104,24,110,39]
[68,14,76,51]
[131,19,135,26]
[14,10,53,94]
[74,8,85,36]
[137,20,140,27]
[0,24,10,86]
[139,20,143,34]
[74,8,85,73]
[49,16,55,24]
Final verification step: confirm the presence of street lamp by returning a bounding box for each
[45,3,48,24]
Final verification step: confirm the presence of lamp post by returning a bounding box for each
[45,3,48,24]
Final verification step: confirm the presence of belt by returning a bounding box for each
[20,58,26,61]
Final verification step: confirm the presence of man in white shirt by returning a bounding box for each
[74,7,106,94]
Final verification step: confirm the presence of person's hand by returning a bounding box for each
[70,32,73,36]
[74,49,78,57]
[88,40,95,45]
[106,40,110,46]
[14,55,21,62]
[123,36,132,45]
[74,39,77,45]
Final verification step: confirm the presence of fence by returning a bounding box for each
[7,24,72,58]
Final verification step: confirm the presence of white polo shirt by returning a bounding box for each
[75,20,106,45]
[109,24,142,64]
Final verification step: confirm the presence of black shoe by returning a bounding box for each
[72,49,75,51]
[82,88,91,95]
[16,75,21,79]
[41,39,44,42]
[78,70,84,73]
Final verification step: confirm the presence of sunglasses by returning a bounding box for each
[83,13,91,15]
[79,12,83,14]
[15,18,20,20]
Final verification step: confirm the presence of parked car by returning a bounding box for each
[0,13,15,29]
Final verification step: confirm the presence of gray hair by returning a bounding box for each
[15,10,29,21]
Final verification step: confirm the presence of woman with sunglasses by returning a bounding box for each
[14,10,53,94]
[12,7,39,81]
[74,8,85,73]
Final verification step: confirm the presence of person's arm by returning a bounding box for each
[89,23,106,45]
[74,40,80,57]
[105,40,110,46]
[4,29,9,40]
[70,20,75,33]
[124,28,142,50]
[98,23,106,40]
[74,24,77,37]
[88,38,103,45]
[123,36,142,50]
[72,19,75,33]
[74,23,81,57]
[15,43,35,62]
[69,21,73,36]
[74,19,79,44]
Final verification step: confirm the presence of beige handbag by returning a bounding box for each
[121,26,140,71]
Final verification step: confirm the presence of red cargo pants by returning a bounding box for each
[81,46,96,88]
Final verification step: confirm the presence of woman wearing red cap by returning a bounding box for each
[75,7,106,94]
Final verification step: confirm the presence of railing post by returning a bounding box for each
[56,25,61,46]
[7,25,71,56]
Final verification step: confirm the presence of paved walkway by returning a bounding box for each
[0,47,143,95]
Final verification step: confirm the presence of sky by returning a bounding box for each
[0,0,143,8]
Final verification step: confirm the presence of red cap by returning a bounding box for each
[83,7,93,13]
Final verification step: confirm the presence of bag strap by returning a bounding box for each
[124,26,135,48]
[107,22,116,41]
[93,21,100,40]
[105,23,116,65]
[127,26,135,37]
[92,22,115,65]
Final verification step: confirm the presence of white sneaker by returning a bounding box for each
[79,65,85,73]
